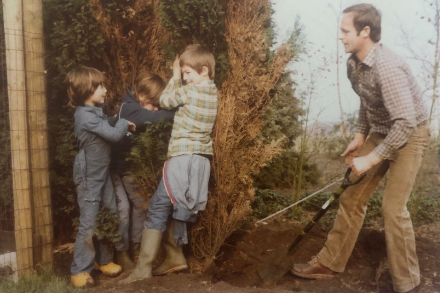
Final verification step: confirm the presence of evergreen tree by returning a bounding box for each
[157,0,229,86]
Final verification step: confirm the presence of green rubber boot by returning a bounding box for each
[119,229,162,284]
[153,221,188,276]
[116,250,136,271]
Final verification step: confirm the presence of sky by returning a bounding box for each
[271,0,437,124]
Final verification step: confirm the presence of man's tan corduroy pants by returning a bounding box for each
[317,124,429,293]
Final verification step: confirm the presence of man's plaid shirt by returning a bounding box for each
[160,79,218,158]
[347,43,427,160]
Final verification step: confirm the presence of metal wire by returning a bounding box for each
[256,177,344,224]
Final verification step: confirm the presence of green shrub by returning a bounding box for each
[126,120,173,199]
[364,191,383,225]
[409,187,440,226]
[254,149,321,190]
[93,207,122,249]
[251,188,293,219]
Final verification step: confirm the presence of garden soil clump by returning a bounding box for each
[58,219,440,293]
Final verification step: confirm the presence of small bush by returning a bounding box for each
[254,149,321,190]
[126,120,172,202]
[301,191,332,211]
[409,188,440,226]
[365,191,383,226]
[93,207,122,249]
[251,188,293,219]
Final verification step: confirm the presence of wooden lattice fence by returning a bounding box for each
[0,0,53,280]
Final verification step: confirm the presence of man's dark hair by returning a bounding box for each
[343,4,381,43]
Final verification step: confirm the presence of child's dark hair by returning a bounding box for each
[66,66,104,107]
[132,71,166,106]
[180,44,215,80]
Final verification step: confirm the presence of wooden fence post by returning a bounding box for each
[22,0,53,270]
[3,0,34,277]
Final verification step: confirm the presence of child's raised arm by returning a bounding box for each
[160,56,188,110]
[159,80,188,110]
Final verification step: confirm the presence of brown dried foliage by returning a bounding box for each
[89,0,170,113]
[191,0,296,265]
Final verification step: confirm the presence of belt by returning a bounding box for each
[195,153,213,160]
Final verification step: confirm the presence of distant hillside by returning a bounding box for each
[306,121,337,136]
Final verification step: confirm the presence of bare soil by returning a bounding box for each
[54,150,440,292]
[56,219,440,293]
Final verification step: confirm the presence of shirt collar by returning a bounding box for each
[362,43,379,68]
[84,104,104,116]
[199,79,214,85]
[348,42,379,69]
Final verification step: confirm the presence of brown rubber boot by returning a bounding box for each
[153,220,188,276]
[290,257,336,279]
[119,229,162,284]
[116,250,136,271]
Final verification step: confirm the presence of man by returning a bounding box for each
[290,4,429,293]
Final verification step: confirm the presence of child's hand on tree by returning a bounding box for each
[173,55,181,80]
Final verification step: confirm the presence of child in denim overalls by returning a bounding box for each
[67,66,135,288]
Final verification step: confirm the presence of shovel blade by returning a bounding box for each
[258,245,294,283]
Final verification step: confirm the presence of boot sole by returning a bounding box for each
[290,271,335,280]
[71,278,94,288]
[290,269,335,279]
[153,264,188,276]
[101,270,123,278]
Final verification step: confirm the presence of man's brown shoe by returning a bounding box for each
[403,284,421,293]
[290,258,336,279]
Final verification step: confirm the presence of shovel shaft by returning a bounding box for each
[287,186,345,254]
[257,169,365,284]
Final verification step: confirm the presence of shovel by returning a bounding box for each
[257,168,365,284]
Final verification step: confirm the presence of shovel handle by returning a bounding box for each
[341,168,366,189]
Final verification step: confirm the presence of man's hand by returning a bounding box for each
[341,133,366,167]
[173,55,181,80]
[127,121,136,132]
[351,152,382,177]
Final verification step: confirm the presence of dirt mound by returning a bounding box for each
[211,219,440,293]
[57,219,440,293]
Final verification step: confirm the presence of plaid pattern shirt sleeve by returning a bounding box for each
[160,79,187,109]
[373,64,418,159]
